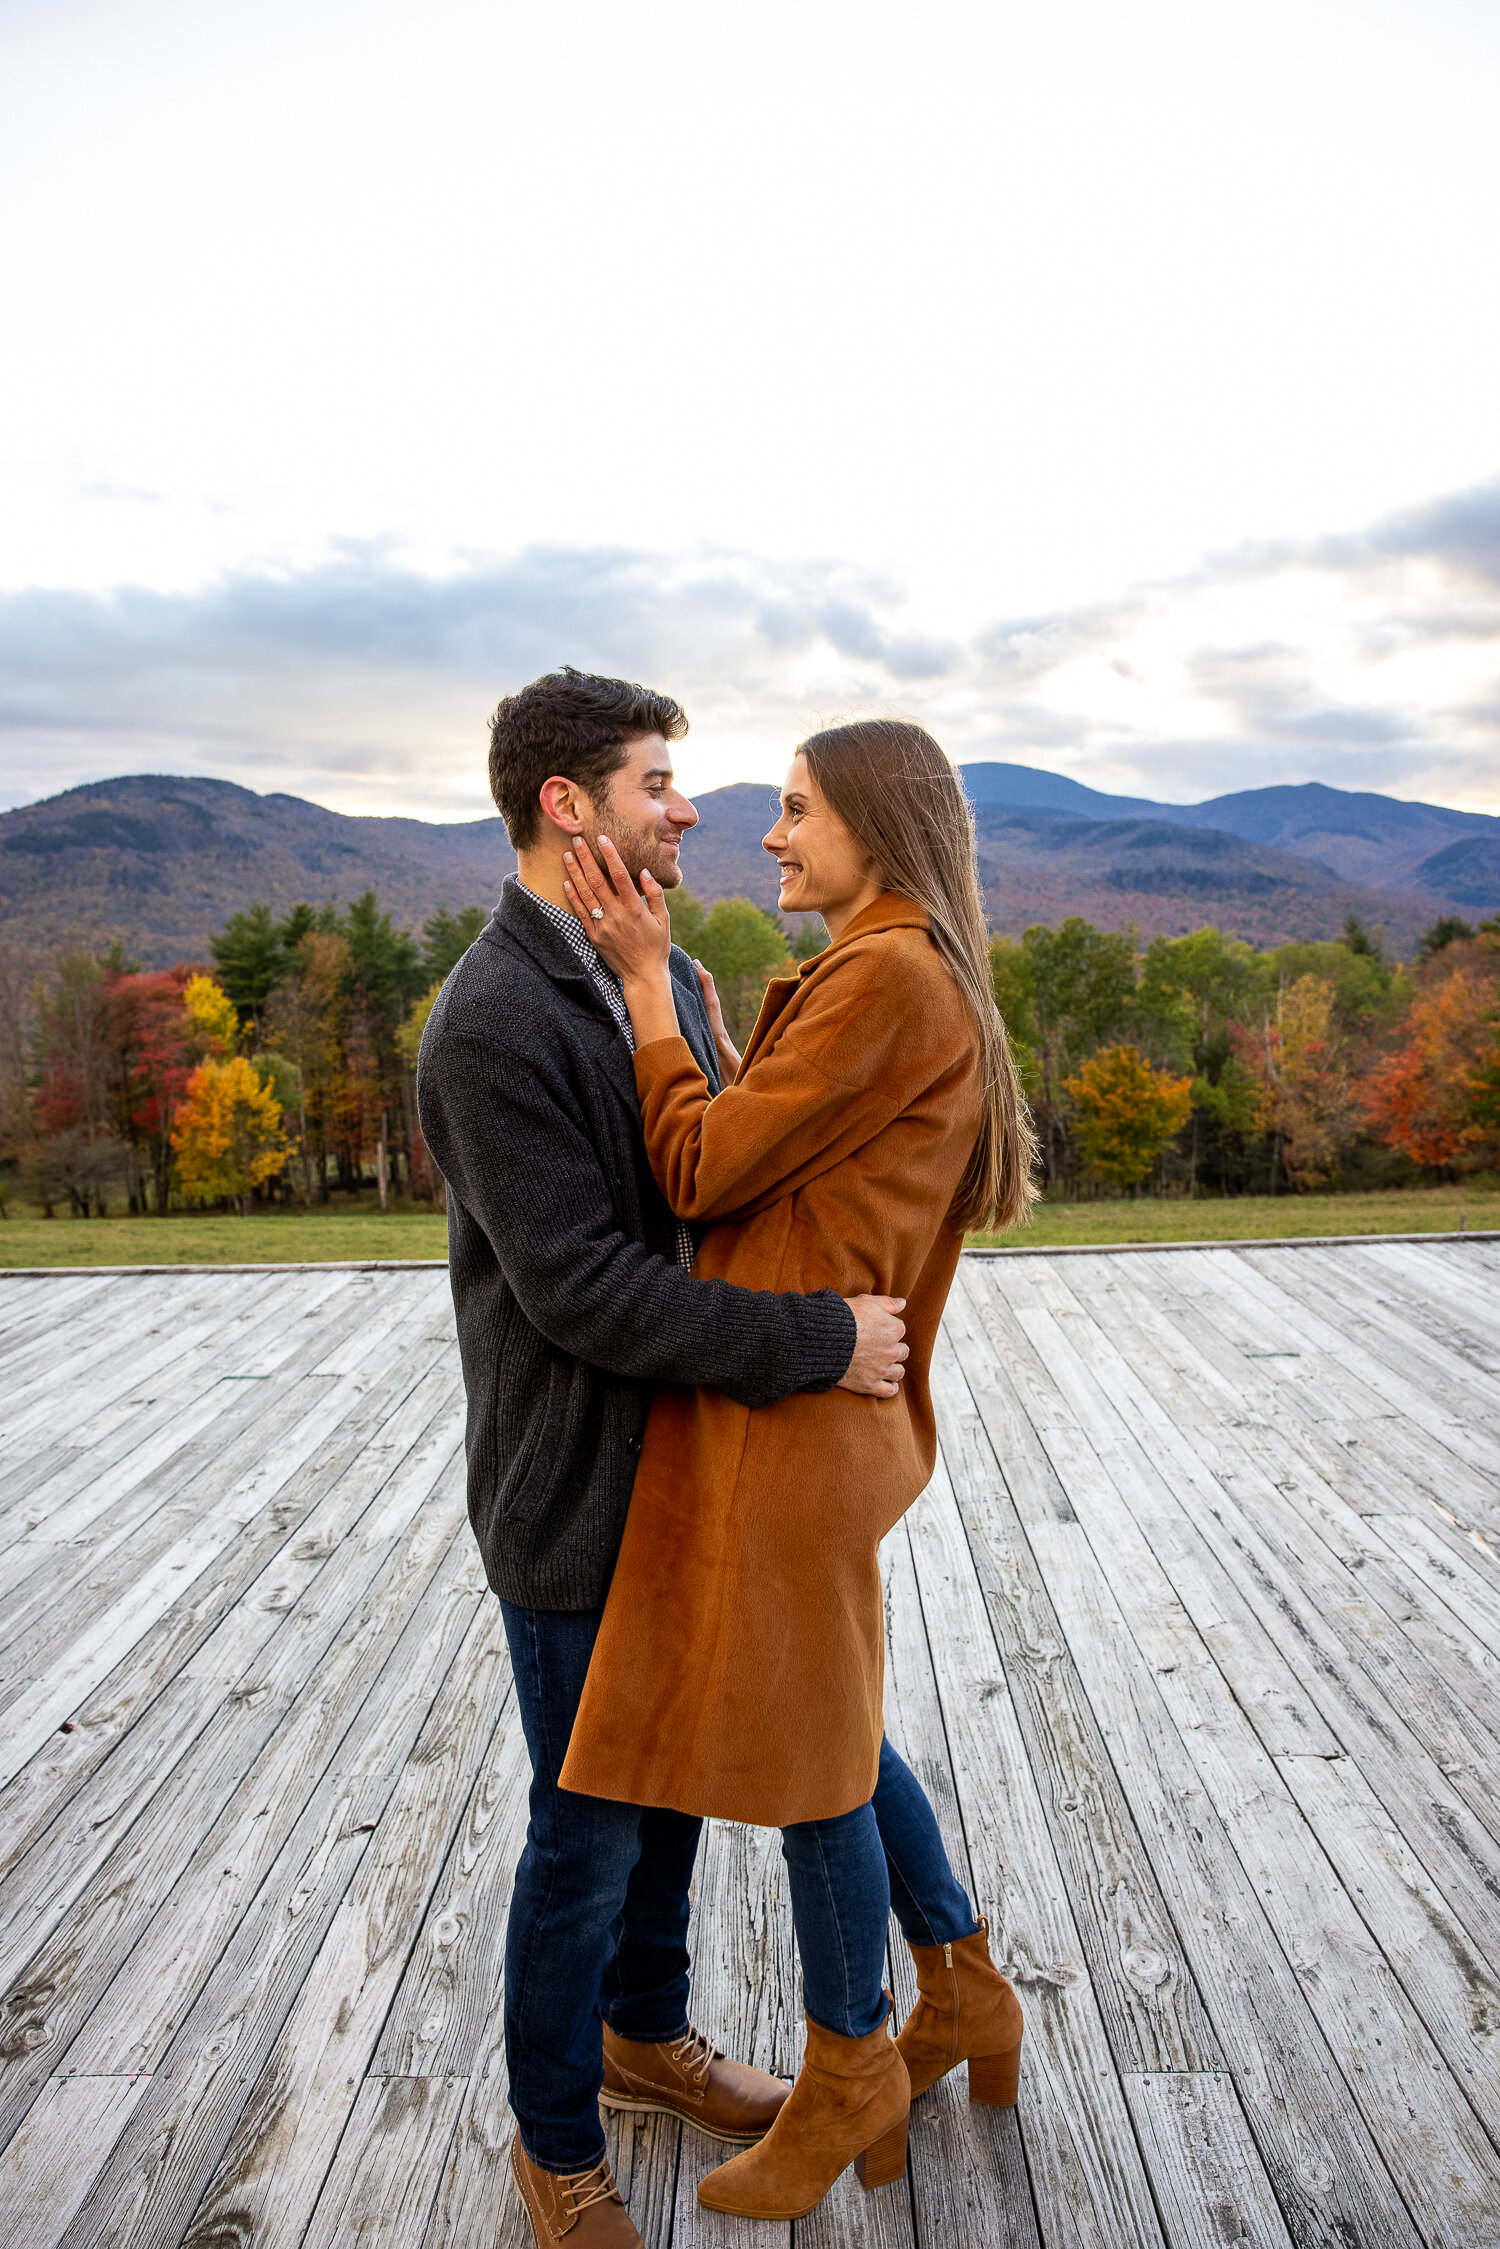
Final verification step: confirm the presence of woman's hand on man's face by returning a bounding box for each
[565,835,673,983]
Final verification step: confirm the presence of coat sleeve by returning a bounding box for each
[418,1018,856,1405]
[633,942,955,1222]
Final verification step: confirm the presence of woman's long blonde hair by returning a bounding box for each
[799,718,1039,1234]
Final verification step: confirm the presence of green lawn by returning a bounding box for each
[971,1184,1500,1251]
[0,1184,1495,1267]
[0,1203,449,1268]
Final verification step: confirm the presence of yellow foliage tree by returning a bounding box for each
[172,1055,289,1209]
[1064,1043,1193,1190]
[182,974,239,1060]
[394,979,444,1069]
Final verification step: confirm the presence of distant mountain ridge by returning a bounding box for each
[959,765,1500,898]
[0,765,1495,968]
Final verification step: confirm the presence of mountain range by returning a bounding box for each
[2,766,1497,968]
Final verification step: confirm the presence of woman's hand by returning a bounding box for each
[694,961,743,1082]
[564,835,672,984]
[565,835,683,1048]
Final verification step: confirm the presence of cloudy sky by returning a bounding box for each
[3,0,1499,818]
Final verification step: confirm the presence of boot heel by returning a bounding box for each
[854,2116,909,2190]
[968,2042,1021,2107]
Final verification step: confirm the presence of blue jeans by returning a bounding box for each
[781,1736,978,2039]
[500,1600,703,2174]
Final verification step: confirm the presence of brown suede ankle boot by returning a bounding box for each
[697,2006,910,2220]
[896,1917,1023,2103]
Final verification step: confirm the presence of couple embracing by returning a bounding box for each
[418,667,1036,2245]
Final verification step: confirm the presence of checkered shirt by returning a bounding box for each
[523,885,696,1270]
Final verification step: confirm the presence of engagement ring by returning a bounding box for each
[591,907,604,921]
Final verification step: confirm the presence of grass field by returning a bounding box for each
[1,1184,1496,1266]
[970,1183,1500,1251]
[0,1202,450,1268]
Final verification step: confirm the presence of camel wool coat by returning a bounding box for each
[558,892,982,1826]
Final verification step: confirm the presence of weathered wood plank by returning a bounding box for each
[0,2075,149,2249]
[53,1776,381,2249]
[62,1478,477,2080]
[1122,2073,1294,2249]
[928,1332,1220,2074]
[943,1276,1429,2249]
[182,1595,511,2246]
[373,1670,530,2076]
[296,2074,466,2249]
[1141,1248,1500,1542]
[0,1263,371,1551]
[881,1523,1041,2249]
[0,1466,471,2148]
[0,1272,284,1468]
[1194,1247,1496,1481]
[954,1266,1338,1762]
[1047,1256,1500,1942]
[5,1252,1499,2247]
[417,2040,529,2249]
[906,1461,1168,2249]
[0,1368,462,1897]
[1241,1244,1500,1434]
[1050,1253,1500,1712]
[0,1674,226,1993]
[0,1354,464,1791]
[972,1262,1500,2230]
[1274,1752,1500,2146]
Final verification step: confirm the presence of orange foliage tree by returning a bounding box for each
[1361,960,1500,1170]
[1063,1044,1193,1189]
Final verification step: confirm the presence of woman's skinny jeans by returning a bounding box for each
[780,1734,978,2040]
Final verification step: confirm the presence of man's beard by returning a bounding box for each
[583,811,683,891]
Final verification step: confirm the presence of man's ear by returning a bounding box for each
[537,776,590,837]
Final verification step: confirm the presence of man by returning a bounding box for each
[417,668,907,2248]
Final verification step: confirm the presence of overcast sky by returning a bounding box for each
[3,0,1499,818]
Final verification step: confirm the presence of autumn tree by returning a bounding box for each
[1063,1044,1193,1191]
[1234,974,1364,1189]
[395,980,446,1203]
[995,919,1136,1185]
[172,1055,290,1210]
[1360,945,1500,1171]
[260,930,353,1201]
[183,975,239,1059]
[0,945,43,1213]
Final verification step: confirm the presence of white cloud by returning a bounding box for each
[3,482,1499,818]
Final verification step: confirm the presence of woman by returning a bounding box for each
[557,719,1036,2221]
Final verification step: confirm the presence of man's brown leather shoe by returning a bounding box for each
[509,2134,642,2245]
[600,2021,790,2144]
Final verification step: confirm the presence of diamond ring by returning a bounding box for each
[591,907,605,921]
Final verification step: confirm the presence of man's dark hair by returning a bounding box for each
[488,666,688,849]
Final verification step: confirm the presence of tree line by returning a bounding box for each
[998,910,1500,1197]
[2,889,1496,1219]
[0,887,820,1218]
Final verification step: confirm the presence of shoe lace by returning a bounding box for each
[560,2157,623,2217]
[667,2023,721,2089]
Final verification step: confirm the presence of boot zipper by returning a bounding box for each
[944,1941,959,2069]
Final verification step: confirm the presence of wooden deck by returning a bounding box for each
[1,1241,1498,2249]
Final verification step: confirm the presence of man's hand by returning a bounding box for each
[839,1295,908,1398]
